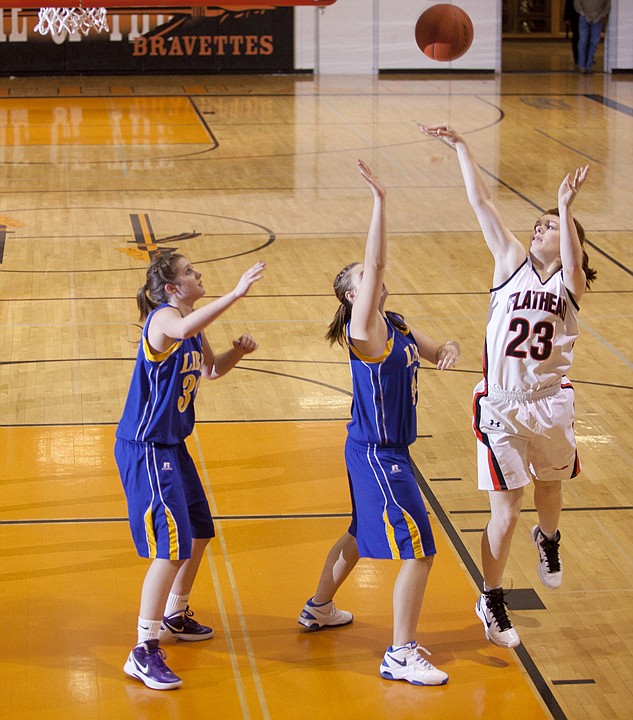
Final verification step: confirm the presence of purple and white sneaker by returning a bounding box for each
[160,606,214,642]
[123,640,182,690]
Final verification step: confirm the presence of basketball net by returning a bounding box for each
[34,6,109,37]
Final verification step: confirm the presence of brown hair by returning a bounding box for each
[136,252,184,321]
[544,208,597,289]
[325,262,359,346]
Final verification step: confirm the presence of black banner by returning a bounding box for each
[0,6,294,74]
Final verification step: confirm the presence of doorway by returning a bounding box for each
[501,0,605,72]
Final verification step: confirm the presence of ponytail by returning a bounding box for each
[326,303,351,347]
[136,252,183,321]
[136,285,158,322]
[326,262,358,346]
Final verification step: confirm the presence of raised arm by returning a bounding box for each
[348,159,389,357]
[558,165,589,300]
[421,124,526,284]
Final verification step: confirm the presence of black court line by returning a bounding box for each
[187,95,219,146]
[479,166,543,213]
[0,92,593,172]
[552,679,596,686]
[0,357,630,393]
[476,168,633,278]
[0,225,7,263]
[534,128,602,164]
[234,366,353,397]
[413,465,483,587]
[0,208,275,272]
[413,462,568,720]
[513,644,567,719]
[583,238,633,277]
[477,170,628,279]
[585,94,633,117]
[0,459,605,716]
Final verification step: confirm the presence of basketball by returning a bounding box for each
[415,4,474,62]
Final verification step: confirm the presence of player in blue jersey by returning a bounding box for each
[422,124,596,649]
[298,160,460,687]
[116,252,265,690]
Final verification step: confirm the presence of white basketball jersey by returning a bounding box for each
[482,257,579,394]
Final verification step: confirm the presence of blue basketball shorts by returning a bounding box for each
[345,437,436,560]
[115,437,214,560]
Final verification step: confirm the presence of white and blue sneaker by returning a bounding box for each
[298,597,353,631]
[380,642,448,686]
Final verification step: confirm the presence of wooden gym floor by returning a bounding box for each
[0,68,631,720]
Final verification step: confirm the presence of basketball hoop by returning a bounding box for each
[34,6,109,37]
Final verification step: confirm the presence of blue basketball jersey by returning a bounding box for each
[346,314,420,447]
[116,304,204,445]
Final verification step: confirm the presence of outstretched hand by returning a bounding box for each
[558,165,589,208]
[357,159,386,199]
[233,334,259,354]
[436,340,460,370]
[419,123,464,150]
[234,260,266,298]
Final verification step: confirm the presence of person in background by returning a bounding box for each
[574,0,610,73]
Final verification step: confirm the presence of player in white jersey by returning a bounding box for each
[422,124,596,649]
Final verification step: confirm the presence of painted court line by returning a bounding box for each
[193,428,271,720]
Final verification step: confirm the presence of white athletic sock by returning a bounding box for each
[164,592,190,618]
[541,528,558,541]
[483,583,502,593]
[309,597,332,607]
[137,617,162,645]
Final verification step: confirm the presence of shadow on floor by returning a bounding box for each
[502,38,605,73]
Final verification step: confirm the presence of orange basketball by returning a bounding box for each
[415,4,474,62]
